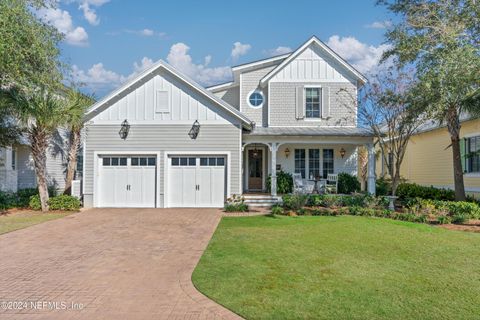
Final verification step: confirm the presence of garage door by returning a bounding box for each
[98,156,156,208]
[167,156,226,207]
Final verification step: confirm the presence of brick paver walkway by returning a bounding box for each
[0,208,243,319]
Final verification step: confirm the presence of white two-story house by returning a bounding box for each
[82,36,376,208]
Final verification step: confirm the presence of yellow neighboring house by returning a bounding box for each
[377,117,480,198]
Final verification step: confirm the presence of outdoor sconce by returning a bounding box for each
[188,120,200,139]
[285,148,290,158]
[118,119,130,140]
[252,144,259,159]
[340,147,346,158]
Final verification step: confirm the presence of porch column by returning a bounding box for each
[270,143,279,196]
[367,142,376,195]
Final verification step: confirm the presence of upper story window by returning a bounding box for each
[465,136,480,173]
[247,90,264,108]
[305,87,321,118]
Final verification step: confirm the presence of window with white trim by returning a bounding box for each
[322,149,334,178]
[295,149,306,178]
[308,149,320,179]
[247,90,264,108]
[466,136,480,173]
[305,87,321,118]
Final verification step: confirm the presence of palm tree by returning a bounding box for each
[0,86,68,211]
[63,89,95,194]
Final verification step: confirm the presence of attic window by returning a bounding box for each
[156,90,170,113]
[247,90,264,108]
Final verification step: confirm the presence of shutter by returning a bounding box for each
[460,138,467,173]
[155,90,169,113]
[296,87,304,119]
[322,87,330,118]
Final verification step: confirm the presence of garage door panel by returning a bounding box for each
[211,167,225,207]
[197,167,212,207]
[128,167,155,208]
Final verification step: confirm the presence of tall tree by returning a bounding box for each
[0,87,68,212]
[0,0,64,146]
[360,67,426,196]
[379,0,480,200]
[63,89,95,194]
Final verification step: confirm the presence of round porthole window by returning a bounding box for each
[247,90,264,108]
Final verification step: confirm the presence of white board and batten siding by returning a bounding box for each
[84,68,242,208]
[269,45,357,84]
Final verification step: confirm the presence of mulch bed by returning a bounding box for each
[438,220,480,233]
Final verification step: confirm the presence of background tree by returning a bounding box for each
[360,67,426,196]
[0,0,64,146]
[0,87,68,212]
[63,89,95,194]
[379,0,480,200]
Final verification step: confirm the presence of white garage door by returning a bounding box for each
[98,156,156,208]
[167,156,226,207]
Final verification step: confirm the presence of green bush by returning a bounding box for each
[282,194,309,211]
[396,183,455,201]
[1,187,59,211]
[337,172,361,194]
[444,201,480,219]
[271,205,284,215]
[224,203,249,212]
[266,171,293,194]
[29,195,41,210]
[376,177,392,196]
[29,194,80,211]
[451,213,468,224]
[437,215,452,225]
[48,195,81,211]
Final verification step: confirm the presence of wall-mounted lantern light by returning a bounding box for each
[340,147,346,158]
[188,120,200,139]
[118,119,130,140]
[284,148,290,158]
[252,144,259,159]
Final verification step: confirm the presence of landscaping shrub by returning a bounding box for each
[48,195,81,211]
[444,201,480,219]
[376,177,392,196]
[29,194,80,211]
[271,205,284,215]
[437,215,452,225]
[0,191,17,211]
[224,194,248,212]
[266,171,293,194]
[451,214,468,224]
[282,194,309,211]
[337,172,360,194]
[1,187,59,211]
[396,183,455,201]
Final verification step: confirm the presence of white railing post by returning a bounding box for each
[271,143,278,196]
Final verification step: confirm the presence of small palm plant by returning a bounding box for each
[1,86,68,212]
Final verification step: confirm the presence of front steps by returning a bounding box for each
[243,194,281,208]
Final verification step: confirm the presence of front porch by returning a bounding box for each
[241,132,376,196]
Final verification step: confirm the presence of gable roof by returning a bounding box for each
[260,36,368,87]
[231,53,291,72]
[85,60,253,128]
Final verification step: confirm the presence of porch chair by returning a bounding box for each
[293,173,305,194]
[326,174,338,194]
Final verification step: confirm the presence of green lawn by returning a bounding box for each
[0,211,72,235]
[192,215,480,320]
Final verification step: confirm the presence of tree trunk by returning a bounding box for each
[64,128,81,195]
[30,129,50,212]
[446,106,466,201]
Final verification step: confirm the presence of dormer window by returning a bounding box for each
[305,87,321,118]
[247,90,264,108]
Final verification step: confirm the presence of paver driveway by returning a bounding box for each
[0,208,243,320]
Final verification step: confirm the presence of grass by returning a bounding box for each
[192,215,480,320]
[0,210,72,235]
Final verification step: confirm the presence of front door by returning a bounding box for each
[248,149,263,190]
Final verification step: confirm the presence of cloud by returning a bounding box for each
[231,42,251,60]
[77,0,109,25]
[37,7,88,46]
[326,35,392,74]
[365,20,392,29]
[140,28,154,36]
[264,46,292,57]
[167,43,232,86]
[72,63,125,90]
[108,29,167,37]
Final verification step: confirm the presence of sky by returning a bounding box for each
[37,0,394,98]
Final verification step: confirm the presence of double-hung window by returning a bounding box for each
[308,149,320,179]
[305,87,321,119]
[294,149,306,178]
[466,136,480,173]
[322,149,334,178]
